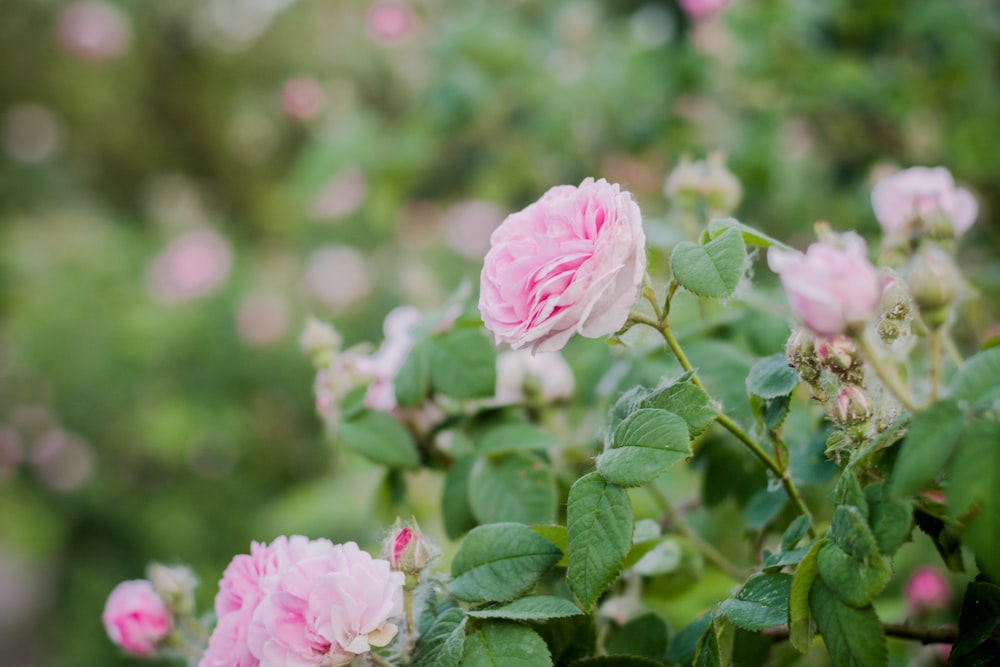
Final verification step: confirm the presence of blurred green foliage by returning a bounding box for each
[0,0,997,665]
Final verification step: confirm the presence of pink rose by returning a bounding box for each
[247,540,404,667]
[355,306,422,411]
[102,580,172,656]
[871,166,977,238]
[678,0,730,20]
[56,2,131,63]
[767,233,882,337]
[479,178,646,352]
[905,566,952,614]
[494,349,575,404]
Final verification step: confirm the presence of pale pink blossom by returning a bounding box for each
[149,229,233,304]
[102,580,172,656]
[246,539,404,667]
[56,2,131,62]
[280,77,325,120]
[906,566,952,613]
[366,1,415,44]
[678,0,730,20]
[356,306,421,411]
[494,349,575,404]
[871,167,977,238]
[767,234,882,337]
[479,178,647,352]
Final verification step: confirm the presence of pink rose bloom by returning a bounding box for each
[356,306,422,411]
[494,349,575,404]
[247,540,404,667]
[281,77,325,121]
[102,580,172,656]
[479,178,647,352]
[906,566,952,613]
[678,0,730,20]
[768,233,882,337]
[56,1,131,62]
[871,167,977,238]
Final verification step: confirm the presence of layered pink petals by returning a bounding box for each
[871,166,977,237]
[768,234,882,337]
[479,178,646,352]
[102,580,172,656]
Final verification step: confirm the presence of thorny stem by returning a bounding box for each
[403,587,416,640]
[627,311,816,538]
[857,336,922,412]
[646,484,745,581]
[764,621,958,645]
[929,328,942,402]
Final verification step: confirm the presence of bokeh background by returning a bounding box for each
[1,1,998,665]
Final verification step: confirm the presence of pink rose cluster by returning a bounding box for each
[200,536,404,667]
[871,166,977,239]
[479,178,646,352]
[102,580,173,656]
[767,233,882,337]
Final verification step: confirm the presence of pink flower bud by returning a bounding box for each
[785,327,820,384]
[813,335,857,376]
[905,566,952,613]
[383,520,438,575]
[831,386,872,426]
[908,247,962,324]
[871,166,977,240]
[102,580,172,656]
[147,563,198,616]
[767,233,882,337]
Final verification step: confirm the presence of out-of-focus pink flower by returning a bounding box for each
[678,0,730,20]
[906,566,952,614]
[871,167,977,238]
[149,229,233,304]
[366,1,415,44]
[767,233,882,337]
[479,178,647,352]
[494,349,575,405]
[281,76,325,120]
[56,2,131,62]
[31,429,95,493]
[302,245,371,311]
[356,306,421,411]
[441,200,505,260]
[246,539,404,667]
[235,293,289,346]
[310,166,367,222]
[102,580,172,657]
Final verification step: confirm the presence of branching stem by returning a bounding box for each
[857,336,922,412]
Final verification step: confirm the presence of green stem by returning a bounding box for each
[929,328,942,402]
[765,621,957,645]
[642,274,664,321]
[368,653,395,667]
[404,587,415,639]
[181,614,210,648]
[857,337,921,412]
[942,331,964,366]
[627,312,816,538]
[647,485,745,581]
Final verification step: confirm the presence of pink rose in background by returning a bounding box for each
[149,229,233,304]
[366,1,416,44]
[871,166,977,238]
[494,349,575,404]
[906,566,952,614]
[281,77,325,121]
[479,178,647,352]
[247,540,404,667]
[768,233,882,337]
[356,306,422,411]
[102,580,172,656]
[678,0,731,20]
[56,1,131,62]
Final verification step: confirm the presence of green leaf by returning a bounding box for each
[891,400,965,497]
[413,607,467,667]
[467,596,582,621]
[530,525,568,567]
[694,617,734,667]
[428,328,497,400]
[951,581,1000,661]
[789,539,826,653]
[670,227,747,299]
[567,473,633,611]
[395,341,431,407]
[949,419,1000,581]
[720,573,793,631]
[948,347,1000,409]
[449,523,563,603]
[479,423,563,457]
[808,579,887,667]
[443,456,478,540]
[829,506,879,562]
[604,612,668,660]
[337,409,419,469]
[782,516,811,551]
[596,409,691,487]
[640,375,718,437]
[833,472,868,518]
[666,613,714,666]
[816,541,891,608]
[532,615,596,666]
[707,218,794,251]
[863,483,912,556]
[746,354,799,399]
[469,454,557,525]
[566,658,665,667]
[763,546,810,570]
[913,509,965,573]
[462,622,552,667]
[742,487,787,531]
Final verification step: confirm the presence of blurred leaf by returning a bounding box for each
[413,607,467,667]
[745,354,799,399]
[567,473,633,611]
[428,329,496,399]
[789,539,826,653]
[449,523,562,603]
[666,613,714,666]
[782,516,811,551]
[891,400,964,497]
[463,622,552,667]
[337,409,419,469]
[531,614,596,666]
[395,342,431,407]
[808,579,886,667]
[605,612,669,660]
[567,658,665,667]
[951,580,1000,664]
[948,419,1000,581]
[467,596,582,621]
[742,486,787,531]
[707,218,794,251]
[443,456,478,540]
[469,453,557,525]
[479,423,562,457]
[670,228,748,299]
[948,348,1000,409]
[596,408,691,487]
[720,573,793,631]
